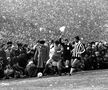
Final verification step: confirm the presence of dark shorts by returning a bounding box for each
[52,55,62,62]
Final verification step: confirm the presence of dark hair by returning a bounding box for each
[91,42,95,45]
[7,41,12,45]
[64,39,68,42]
[39,40,45,44]
[51,40,54,43]
[54,40,60,45]
[23,44,28,47]
[17,43,23,47]
[75,36,80,40]
[72,41,75,45]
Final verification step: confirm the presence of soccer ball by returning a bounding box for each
[37,72,43,78]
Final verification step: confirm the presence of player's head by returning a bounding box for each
[74,36,80,42]
[54,40,60,46]
[7,41,13,49]
[64,39,69,44]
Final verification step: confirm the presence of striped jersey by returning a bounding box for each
[72,41,85,57]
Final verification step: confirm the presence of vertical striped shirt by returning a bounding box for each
[72,41,85,57]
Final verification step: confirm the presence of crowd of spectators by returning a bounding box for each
[0,36,108,79]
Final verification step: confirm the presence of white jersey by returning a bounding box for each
[49,44,55,59]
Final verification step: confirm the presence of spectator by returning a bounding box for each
[34,40,49,74]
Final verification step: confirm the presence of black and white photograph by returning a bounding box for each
[0,0,108,90]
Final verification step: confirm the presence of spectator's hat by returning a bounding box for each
[39,40,45,44]
[7,41,12,45]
